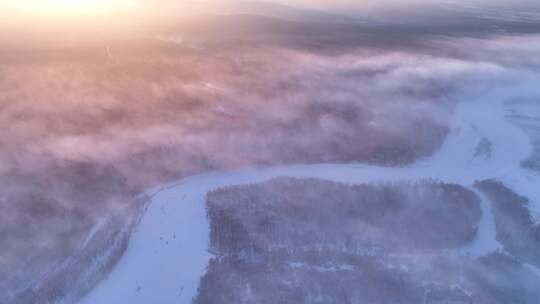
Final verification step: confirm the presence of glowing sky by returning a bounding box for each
[1,0,539,37]
[1,0,538,20]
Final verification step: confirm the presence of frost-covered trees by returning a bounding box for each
[206,178,481,256]
[195,177,501,304]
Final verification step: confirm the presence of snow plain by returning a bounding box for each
[79,86,540,303]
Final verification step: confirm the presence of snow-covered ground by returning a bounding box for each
[79,87,540,303]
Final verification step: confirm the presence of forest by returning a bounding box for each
[194,177,540,304]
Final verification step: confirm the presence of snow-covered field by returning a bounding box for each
[79,85,540,303]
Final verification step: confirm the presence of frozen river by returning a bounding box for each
[80,88,540,304]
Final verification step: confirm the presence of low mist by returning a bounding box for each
[1,2,540,303]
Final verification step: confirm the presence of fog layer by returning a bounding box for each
[1,3,540,303]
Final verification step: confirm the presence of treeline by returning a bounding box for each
[476,180,540,268]
[0,160,136,303]
[206,177,481,257]
[5,195,149,304]
[193,178,505,304]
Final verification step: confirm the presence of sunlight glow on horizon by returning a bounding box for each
[0,0,168,36]
[0,0,215,31]
[1,0,139,15]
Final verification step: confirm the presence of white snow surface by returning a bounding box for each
[79,91,540,304]
[81,218,108,249]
